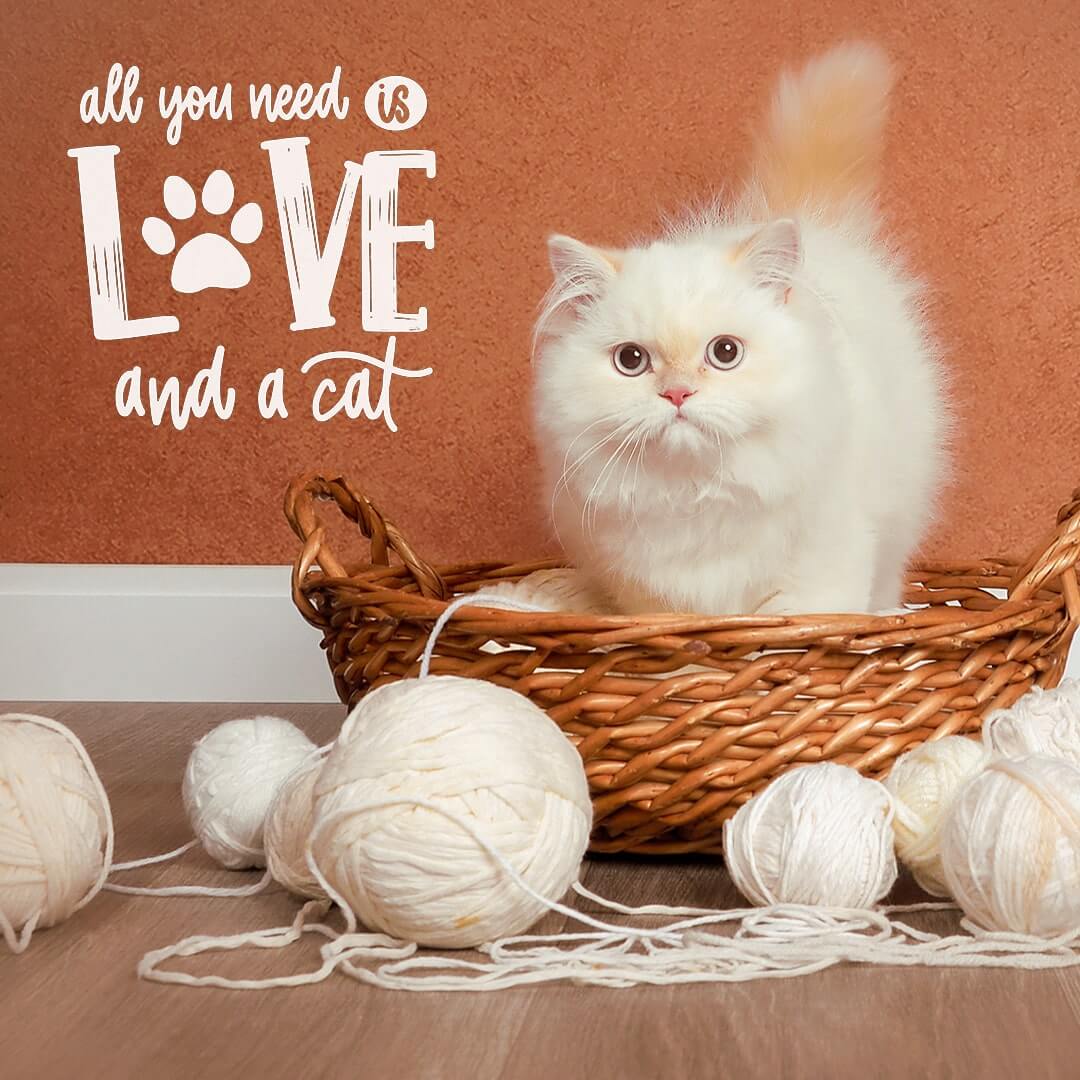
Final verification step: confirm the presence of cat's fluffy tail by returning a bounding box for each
[746,42,895,221]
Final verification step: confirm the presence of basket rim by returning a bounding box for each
[286,472,1080,651]
[296,553,1069,650]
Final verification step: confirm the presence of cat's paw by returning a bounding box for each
[755,591,868,616]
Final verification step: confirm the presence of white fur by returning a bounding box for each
[532,48,947,616]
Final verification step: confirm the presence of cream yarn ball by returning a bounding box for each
[264,755,326,899]
[309,675,592,948]
[724,762,898,908]
[182,716,317,870]
[983,680,1080,767]
[883,736,989,896]
[0,714,113,952]
[941,754,1080,937]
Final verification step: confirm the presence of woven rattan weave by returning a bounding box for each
[287,474,1080,855]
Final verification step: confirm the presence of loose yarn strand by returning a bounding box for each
[111,839,200,871]
[308,799,1080,990]
[571,880,746,918]
[106,869,273,899]
[106,838,272,898]
[137,900,418,991]
[418,593,552,679]
[0,907,40,955]
[137,790,1080,992]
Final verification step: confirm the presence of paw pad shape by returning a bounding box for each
[142,171,263,294]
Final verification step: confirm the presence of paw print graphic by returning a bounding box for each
[142,170,263,294]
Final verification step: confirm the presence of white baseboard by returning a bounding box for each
[0,564,338,702]
[0,564,1077,702]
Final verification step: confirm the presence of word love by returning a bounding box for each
[115,339,432,432]
[67,138,435,342]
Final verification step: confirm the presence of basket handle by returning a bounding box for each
[1008,486,1080,606]
[285,474,448,623]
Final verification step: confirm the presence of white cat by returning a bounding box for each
[532,42,948,616]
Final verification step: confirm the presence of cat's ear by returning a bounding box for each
[737,218,801,302]
[547,235,621,297]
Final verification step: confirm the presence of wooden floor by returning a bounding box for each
[3,702,1079,1080]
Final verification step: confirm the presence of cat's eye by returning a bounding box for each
[705,335,744,370]
[612,343,651,377]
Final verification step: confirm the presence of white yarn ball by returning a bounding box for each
[724,762,898,909]
[884,736,989,896]
[0,714,112,951]
[264,755,326,899]
[182,716,316,870]
[983,680,1080,767]
[310,675,592,947]
[941,754,1080,937]
[482,568,603,613]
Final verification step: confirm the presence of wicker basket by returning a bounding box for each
[286,473,1080,856]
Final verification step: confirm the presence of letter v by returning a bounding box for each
[261,136,363,331]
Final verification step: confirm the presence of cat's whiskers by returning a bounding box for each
[617,427,649,512]
[551,418,639,547]
[581,423,642,543]
[556,413,624,481]
[558,420,638,502]
[625,428,655,542]
[581,432,630,539]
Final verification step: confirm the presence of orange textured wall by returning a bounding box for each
[2,0,1078,567]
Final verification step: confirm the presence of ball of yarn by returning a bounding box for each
[983,680,1080,767]
[941,754,1080,937]
[724,762,898,909]
[309,675,592,947]
[264,755,326,899]
[883,736,989,896]
[0,714,113,952]
[482,568,603,613]
[182,716,316,870]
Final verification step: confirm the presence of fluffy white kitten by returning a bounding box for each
[533,43,947,616]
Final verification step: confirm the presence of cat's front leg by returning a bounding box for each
[600,574,681,616]
[756,587,870,617]
[755,533,876,616]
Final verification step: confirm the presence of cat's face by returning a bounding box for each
[534,220,823,489]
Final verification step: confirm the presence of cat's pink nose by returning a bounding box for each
[660,386,696,409]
